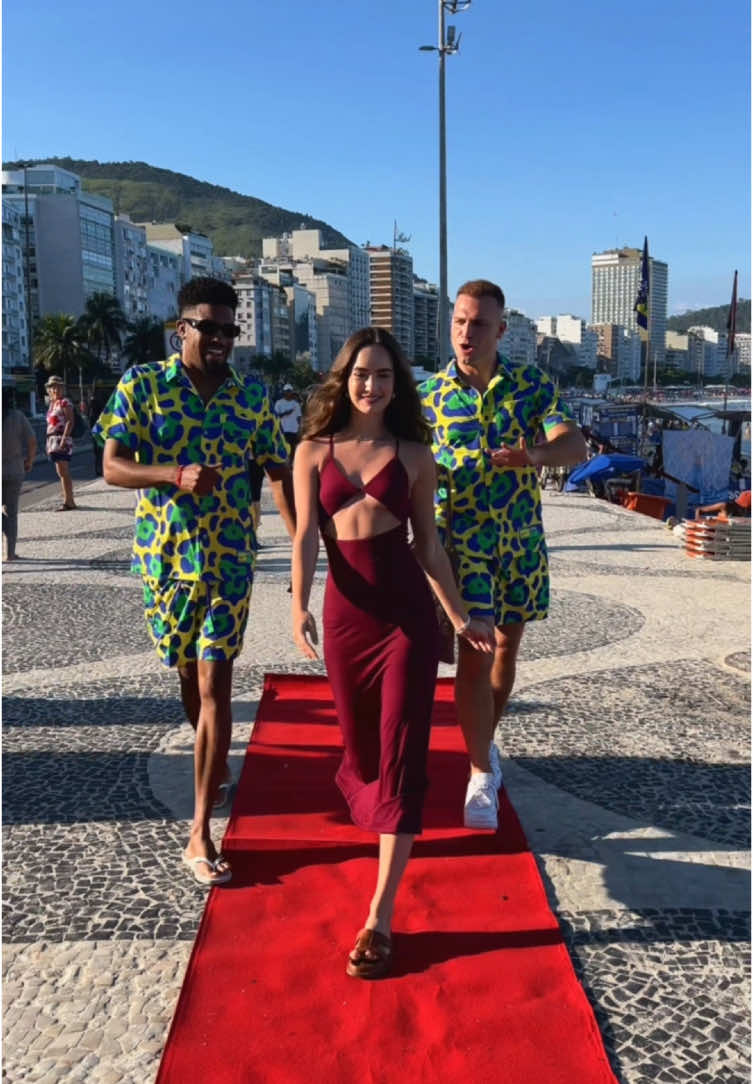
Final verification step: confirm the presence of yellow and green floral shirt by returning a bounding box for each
[419,356,573,560]
[93,355,288,584]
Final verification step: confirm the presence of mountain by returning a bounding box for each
[667,301,750,335]
[3,157,353,260]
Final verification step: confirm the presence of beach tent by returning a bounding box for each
[566,453,646,491]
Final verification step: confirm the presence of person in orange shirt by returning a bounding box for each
[694,491,751,519]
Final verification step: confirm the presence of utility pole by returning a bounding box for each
[420,1,471,369]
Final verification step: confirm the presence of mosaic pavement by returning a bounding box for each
[2,482,750,1083]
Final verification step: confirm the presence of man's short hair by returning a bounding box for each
[456,279,505,311]
[178,276,238,314]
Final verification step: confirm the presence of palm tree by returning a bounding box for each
[34,314,97,391]
[79,292,127,368]
[122,316,166,367]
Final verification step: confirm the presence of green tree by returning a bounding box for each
[122,316,166,366]
[34,313,98,391]
[79,292,127,367]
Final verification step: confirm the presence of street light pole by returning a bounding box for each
[421,1,471,370]
[437,1,449,371]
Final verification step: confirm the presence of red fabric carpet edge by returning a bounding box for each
[156,674,617,1084]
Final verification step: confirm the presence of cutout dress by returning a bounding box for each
[318,437,440,834]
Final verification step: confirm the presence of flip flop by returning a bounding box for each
[182,852,232,886]
[212,781,235,810]
[346,928,392,979]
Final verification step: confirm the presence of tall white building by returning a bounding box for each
[113,216,149,322]
[2,164,116,321]
[260,230,357,369]
[147,246,182,321]
[2,200,30,379]
[591,246,668,372]
[536,314,598,369]
[137,223,220,283]
[734,332,750,372]
[263,229,370,339]
[503,310,537,367]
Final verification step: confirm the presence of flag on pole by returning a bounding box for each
[726,269,738,357]
[634,236,649,341]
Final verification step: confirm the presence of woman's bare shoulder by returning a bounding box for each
[296,437,330,463]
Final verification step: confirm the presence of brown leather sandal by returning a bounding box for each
[346,928,392,979]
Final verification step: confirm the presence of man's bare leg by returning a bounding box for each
[455,634,495,774]
[184,658,234,875]
[491,622,525,724]
[178,661,231,791]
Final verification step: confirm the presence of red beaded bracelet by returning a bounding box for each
[176,465,184,488]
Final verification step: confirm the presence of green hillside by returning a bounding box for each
[4,157,353,260]
[667,300,750,334]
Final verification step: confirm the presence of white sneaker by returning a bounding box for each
[489,741,503,790]
[464,772,499,830]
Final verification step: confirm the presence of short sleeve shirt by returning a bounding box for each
[274,397,302,435]
[93,355,289,583]
[419,356,574,559]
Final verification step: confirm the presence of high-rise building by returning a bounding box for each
[535,314,598,369]
[664,330,691,373]
[591,246,668,373]
[2,200,30,380]
[367,246,414,358]
[413,279,439,367]
[734,333,750,372]
[592,322,642,383]
[2,164,116,322]
[136,223,222,283]
[503,310,537,367]
[113,216,149,322]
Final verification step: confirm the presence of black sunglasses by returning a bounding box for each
[180,316,241,339]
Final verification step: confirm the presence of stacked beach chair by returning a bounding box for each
[681,516,751,561]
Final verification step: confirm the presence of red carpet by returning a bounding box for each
[156,675,617,1084]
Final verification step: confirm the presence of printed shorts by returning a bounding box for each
[142,575,253,668]
[454,529,550,627]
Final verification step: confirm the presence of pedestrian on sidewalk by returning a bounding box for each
[94,276,296,888]
[273,384,302,457]
[291,326,492,978]
[420,280,587,830]
[86,387,108,476]
[2,389,37,560]
[44,374,77,511]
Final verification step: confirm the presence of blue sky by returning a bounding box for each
[3,0,750,320]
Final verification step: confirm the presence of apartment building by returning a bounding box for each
[367,246,414,358]
[591,246,668,371]
[502,310,537,367]
[591,323,642,383]
[536,314,598,369]
[2,200,30,380]
[2,163,116,322]
[114,216,149,322]
[137,223,220,283]
[413,279,440,367]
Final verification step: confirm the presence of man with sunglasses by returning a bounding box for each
[95,276,295,886]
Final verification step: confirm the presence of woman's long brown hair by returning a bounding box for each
[301,327,431,444]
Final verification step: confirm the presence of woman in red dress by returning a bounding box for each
[291,328,492,979]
